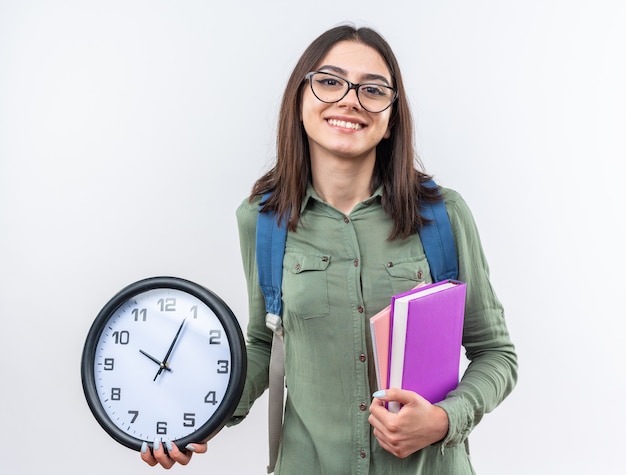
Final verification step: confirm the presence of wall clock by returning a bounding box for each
[81,276,246,451]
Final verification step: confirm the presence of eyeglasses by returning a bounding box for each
[305,71,397,113]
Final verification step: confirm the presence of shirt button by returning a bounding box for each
[386,261,393,267]
[357,305,364,313]
[417,270,423,279]
[344,217,350,223]
[360,450,367,458]
[359,402,367,411]
[359,353,366,362]
[354,259,359,267]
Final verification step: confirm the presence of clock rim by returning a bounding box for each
[80,276,247,452]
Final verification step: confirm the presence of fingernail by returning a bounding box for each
[165,439,173,452]
[153,437,161,451]
[372,390,386,398]
[185,444,196,452]
[141,441,148,454]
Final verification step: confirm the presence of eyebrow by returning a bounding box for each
[317,65,392,86]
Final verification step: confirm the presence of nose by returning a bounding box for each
[338,85,361,109]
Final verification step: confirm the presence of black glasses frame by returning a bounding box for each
[305,71,398,113]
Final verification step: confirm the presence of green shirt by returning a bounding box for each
[234,185,517,474]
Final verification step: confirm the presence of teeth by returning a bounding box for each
[328,119,362,130]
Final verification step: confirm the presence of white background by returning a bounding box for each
[1,1,624,474]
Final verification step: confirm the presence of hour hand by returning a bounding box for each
[139,349,172,372]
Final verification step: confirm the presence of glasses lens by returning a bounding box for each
[308,72,396,113]
[357,84,396,113]
[309,72,348,103]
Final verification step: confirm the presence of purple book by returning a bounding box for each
[387,280,467,412]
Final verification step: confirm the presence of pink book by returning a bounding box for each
[370,283,426,391]
[370,305,391,391]
[387,280,466,412]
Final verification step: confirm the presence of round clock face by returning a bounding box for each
[81,277,246,451]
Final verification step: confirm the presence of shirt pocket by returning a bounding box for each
[384,256,430,296]
[282,251,331,319]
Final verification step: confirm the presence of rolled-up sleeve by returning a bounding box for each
[435,189,518,448]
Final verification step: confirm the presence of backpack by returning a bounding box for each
[255,179,458,473]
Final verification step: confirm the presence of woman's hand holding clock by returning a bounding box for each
[140,438,208,468]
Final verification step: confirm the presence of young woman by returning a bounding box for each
[142,24,518,474]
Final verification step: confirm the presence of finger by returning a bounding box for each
[184,442,208,454]
[140,441,158,467]
[374,432,395,454]
[152,438,175,469]
[369,395,385,411]
[368,397,388,421]
[370,389,405,417]
[373,388,422,407]
[368,410,385,434]
[368,412,398,455]
[164,440,192,466]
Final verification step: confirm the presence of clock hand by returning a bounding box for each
[139,349,172,372]
[154,318,186,381]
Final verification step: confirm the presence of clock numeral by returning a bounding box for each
[103,358,114,371]
[190,305,198,318]
[217,360,229,374]
[156,421,167,435]
[112,330,130,345]
[128,410,139,423]
[132,308,147,321]
[204,391,218,405]
[209,329,222,345]
[157,298,176,312]
[111,387,121,401]
[183,413,196,427]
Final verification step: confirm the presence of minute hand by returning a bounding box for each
[154,318,186,381]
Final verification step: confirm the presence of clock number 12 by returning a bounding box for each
[157,298,176,312]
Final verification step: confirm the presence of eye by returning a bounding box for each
[319,78,338,86]
[315,74,345,89]
[360,84,390,98]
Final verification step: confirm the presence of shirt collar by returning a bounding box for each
[300,183,318,213]
[301,183,383,213]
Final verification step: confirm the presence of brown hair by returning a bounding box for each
[250,24,441,240]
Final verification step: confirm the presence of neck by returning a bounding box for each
[310,152,375,215]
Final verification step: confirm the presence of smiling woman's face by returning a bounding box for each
[301,40,394,164]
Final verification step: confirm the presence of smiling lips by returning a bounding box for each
[327,118,363,130]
